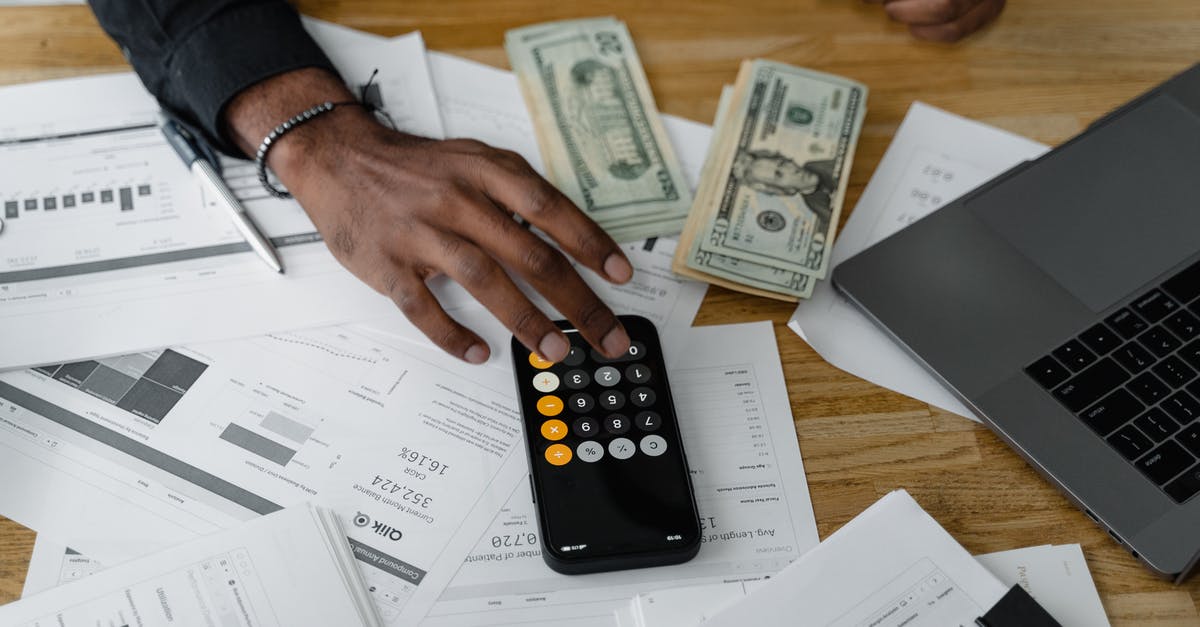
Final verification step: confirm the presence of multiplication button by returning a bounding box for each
[608,437,636,460]
[540,419,567,441]
[577,441,604,463]
[640,435,667,457]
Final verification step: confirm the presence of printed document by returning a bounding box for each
[3,505,381,627]
[0,27,445,369]
[789,102,1048,419]
[699,490,1009,627]
[424,321,819,626]
[0,325,528,624]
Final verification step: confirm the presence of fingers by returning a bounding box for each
[475,151,634,286]
[908,0,1005,42]
[454,191,631,358]
[427,231,580,363]
[883,0,1005,42]
[385,273,491,364]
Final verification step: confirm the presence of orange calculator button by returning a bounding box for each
[529,352,555,369]
[536,395,563,417]
[544,443,572,466]
[540,419,568,441]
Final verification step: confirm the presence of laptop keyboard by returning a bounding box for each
[1026,258,1200,504]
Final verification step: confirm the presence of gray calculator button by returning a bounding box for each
[625,364,651,384]
[563,369,590,389]
[640,435,667,457]
[577,441,605,463]
[609,437,636,460]
[532,372,560,393]
[568,393,594,413]
[573,417,599,438]
[604,413,631,435]
[630,387,655,407]
[599,389,625,411]
[635,411,661,431]
[563,346,587,366]
[595,366,621,387]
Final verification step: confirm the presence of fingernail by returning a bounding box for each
[538,332,570,363]
[604,253,634,283]
[601,325,630,358]
[464,343,489,364]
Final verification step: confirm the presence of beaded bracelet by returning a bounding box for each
[254,100,361,199]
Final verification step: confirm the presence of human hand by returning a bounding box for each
[223,69,633,365]
[864,0,1006,42]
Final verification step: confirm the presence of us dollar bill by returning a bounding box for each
[672,82,816,301]
[506,18,692,241]
[691,60,866,280]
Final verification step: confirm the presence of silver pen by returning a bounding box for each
[160,116,284,274]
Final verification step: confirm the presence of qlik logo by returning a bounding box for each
[351,512,403,542]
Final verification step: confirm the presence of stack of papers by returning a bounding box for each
[619,492,1109,627]
[0,504,382,626]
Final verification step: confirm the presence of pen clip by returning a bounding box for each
[159,113,224,176]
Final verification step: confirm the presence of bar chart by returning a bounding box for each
[34,349,209,423]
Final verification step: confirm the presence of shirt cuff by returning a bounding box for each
[167,3,337,156]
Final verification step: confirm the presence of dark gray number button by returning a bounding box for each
[563,369,590,390]
[599,390,626,410]
[568,393,594,413]
[635,411,661,431]
[630,387,656,407]
[573,417,599,438]
[626,364,651,384]
[604,414,631,435]
[563,346,587,366]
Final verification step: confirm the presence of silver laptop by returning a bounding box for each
[834,64,1200,581]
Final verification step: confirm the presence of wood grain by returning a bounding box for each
[2,1,1200,622]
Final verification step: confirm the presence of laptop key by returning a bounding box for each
[1079,323,1121,355]
[1105,308,1149,339]
[1051,339,1095,372]
[1163,309,1200,341]
[1162,391,1200,424]
[1137,326,1182,358]
[1113,341,1154,373]
[1179,424,1200,457]
[1135,440,1194,484]
[1165,464,1200,503]
[1135,407,1180,442]
[1053,358,1131,412]
[1180,338,1200,371]
[1132,289,1180,322]
[1108,424,1154,460]
[1128,372,1170,405]
[1152,356,1197,388]
[1081,389,1144,436]
[1025,355,1070,389]
[1163,258,1200,304]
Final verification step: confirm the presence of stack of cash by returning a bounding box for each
[672,60,868,301]
[506,17,693,242]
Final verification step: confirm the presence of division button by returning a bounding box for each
[604,414,631,435]
[608,437,636,460]
[635,411,661,431]
[576,441,605,463]
[630,387,656,407]
[532,372,560,393]
[529,352,555,369]
[595,366,621,387]
[572,416,599,438]
[625,363,652,384]
[536,395,564,417]
[640,435,668,457]
[540,419,568,441]
[544,443,572,466]
[563,369,590,389]
[563,346,587,367]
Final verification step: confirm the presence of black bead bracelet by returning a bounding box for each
[254,100,360,200]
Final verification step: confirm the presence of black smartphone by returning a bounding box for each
[510,315,701,574]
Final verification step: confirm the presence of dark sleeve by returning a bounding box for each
[88,0,338,156]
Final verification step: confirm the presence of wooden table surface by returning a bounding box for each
[4,0,1200,622]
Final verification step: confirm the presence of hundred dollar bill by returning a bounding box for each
[672,83,815,301]
[506,17,692,241]
[690,60,866,280]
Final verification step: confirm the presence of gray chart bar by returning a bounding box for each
[260,411,314,444]
[4,201,16,219]
[118,187,133,211]
[219,423,296,466]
